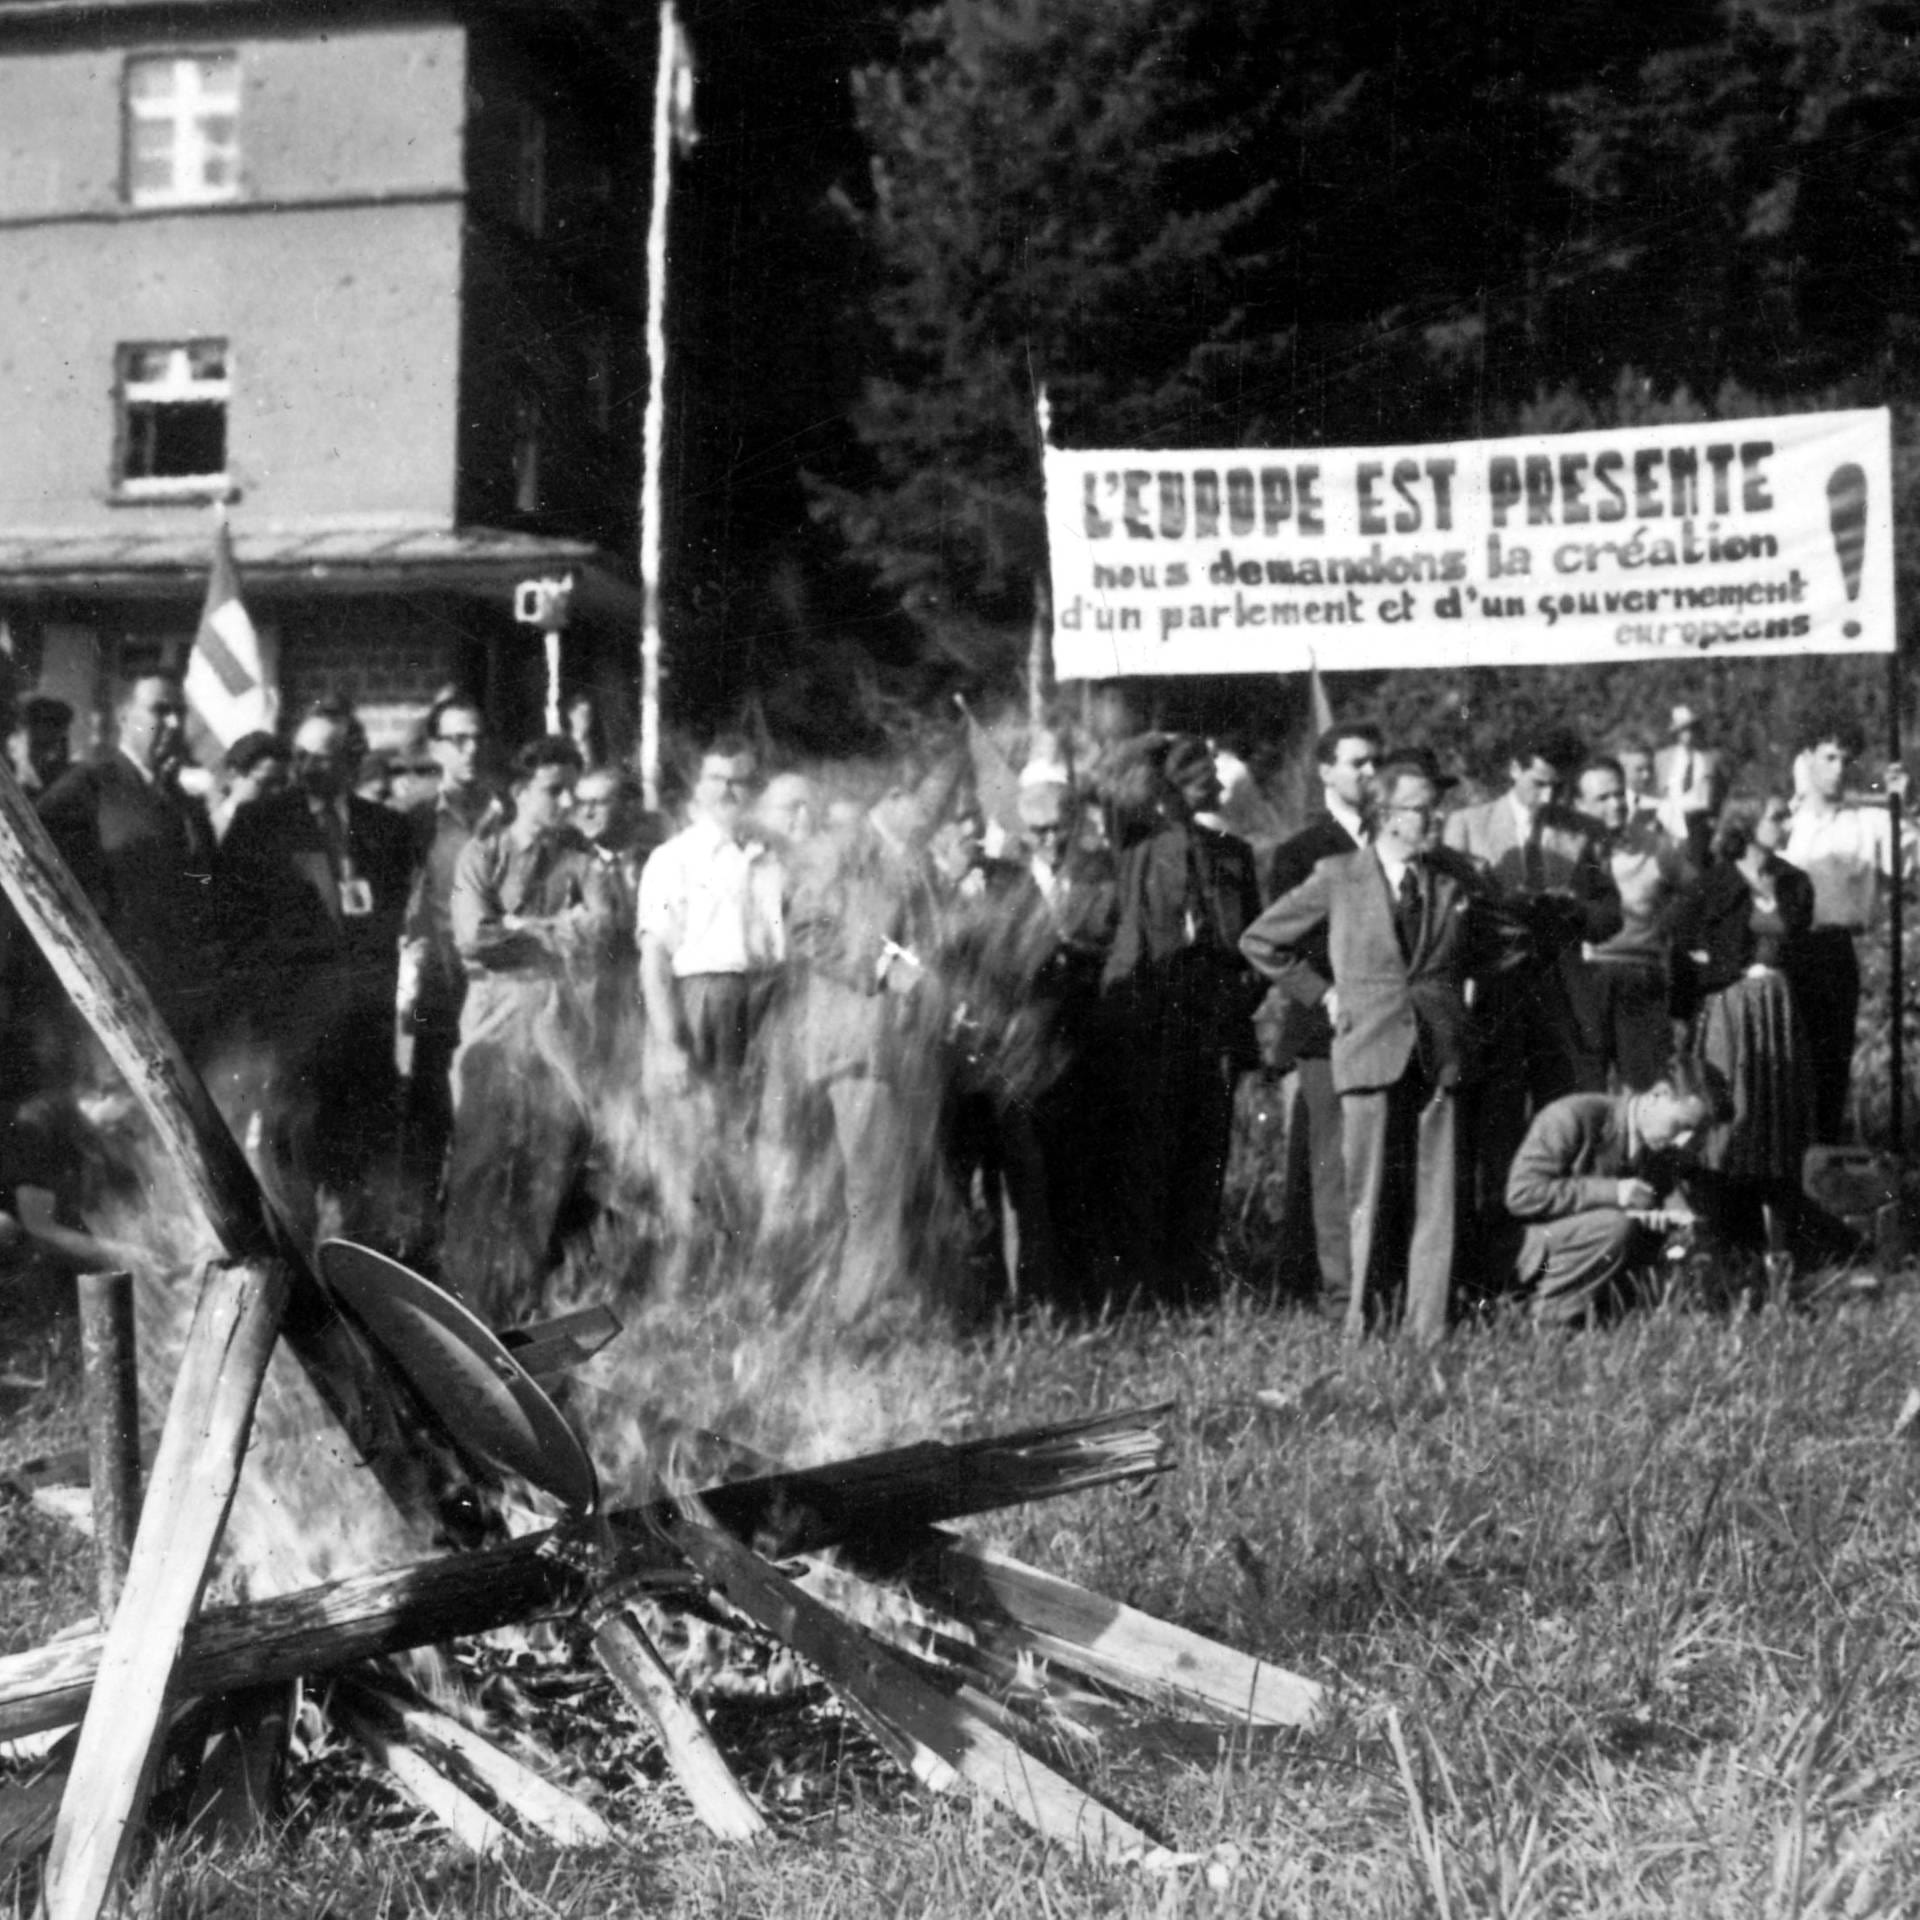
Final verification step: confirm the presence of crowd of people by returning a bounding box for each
[0,672,1907,1342]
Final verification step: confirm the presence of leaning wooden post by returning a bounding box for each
[75,1271,141,1619]
[43,1257,291,1920]
[586,1600,767,1844]
[0,761,290,1267]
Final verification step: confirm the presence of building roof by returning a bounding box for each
[0,522,640,617]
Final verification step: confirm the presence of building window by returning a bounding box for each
[125,54,240,206]
[115,341,230,497]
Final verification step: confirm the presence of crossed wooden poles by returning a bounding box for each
[0,760,1323,1914]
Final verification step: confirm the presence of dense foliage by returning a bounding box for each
[813,0,1920,713]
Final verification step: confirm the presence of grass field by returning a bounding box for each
[9,1266,1920,1917]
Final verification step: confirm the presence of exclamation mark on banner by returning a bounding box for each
[1827,462,1867,639]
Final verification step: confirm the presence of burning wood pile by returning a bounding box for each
[0,763,1322,1915]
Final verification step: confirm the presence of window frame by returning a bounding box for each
[122,50,242,209]
[112,338,235,503]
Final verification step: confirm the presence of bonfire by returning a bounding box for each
[0,758,1319,1918]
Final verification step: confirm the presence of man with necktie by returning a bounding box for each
[1257,721,1382,1316]
[1243,749,1512,1343]
[1441,727,1622,1238]
[1653,704,1728,867]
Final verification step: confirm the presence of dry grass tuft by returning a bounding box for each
[11,1265,1920,1914]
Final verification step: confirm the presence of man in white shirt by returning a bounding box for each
[1572,755,1687,1091]
[1653,704,1728,864]
[638,734,785,1086]
[1783,715,1912,1141]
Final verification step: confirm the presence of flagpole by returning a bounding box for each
[1030,383,1058,738]
[1889,649,1904,1154]
[637,0,685,813]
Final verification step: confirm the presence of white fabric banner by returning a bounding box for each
[1043,408,1894,678]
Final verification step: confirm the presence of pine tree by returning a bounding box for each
[811,0,1287,686]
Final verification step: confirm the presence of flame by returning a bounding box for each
[54,750,1078,1582]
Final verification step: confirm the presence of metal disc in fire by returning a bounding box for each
[316,1239,599,1515]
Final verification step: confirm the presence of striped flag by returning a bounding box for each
[186,517,272,748]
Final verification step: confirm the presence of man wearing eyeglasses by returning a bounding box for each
[1243,749,1512,1343]
[38,672,216,1054]
[217,704,417,1213]
[398,694,502,1206]
[1256,721,1383,1318]
[1442,726,1621,1231]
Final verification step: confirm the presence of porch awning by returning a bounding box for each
[0,523,642,622]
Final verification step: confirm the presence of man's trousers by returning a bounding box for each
[1342,1067,1455,1346]
[1275,1057,1350,1313]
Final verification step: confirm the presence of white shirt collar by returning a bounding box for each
[1326,794,1366,842]
[1374,840,1416,894]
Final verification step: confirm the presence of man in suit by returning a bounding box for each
[1653,704,1728,866]
[218,703,417,1213]
[1243,749,1507,1343]
[1258,720,1382,1315]
[1442,726,1622,1231]
[1503,1058,1726,1323]
[398,693,502,1213]
[1101,732,1263,1306]
[37,673,216,1057]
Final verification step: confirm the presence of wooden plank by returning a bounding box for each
[339,1677,616,1850]
[76,1271,142,1620]
[588,1609,767,1843]
[0,757,287,1268]
[0,1405,1174,1742]
[902,1536,1325,1730]
[670,1515,1162,1864]
[331,1694,514,1857]
[41,1257,291,1920]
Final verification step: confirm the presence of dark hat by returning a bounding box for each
[22,694,72,728]
[1160,733,1215,789]
[1376,745,1459,791]
[224,728,284,775]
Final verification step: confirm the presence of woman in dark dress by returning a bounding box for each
[1670,796,1814,1263]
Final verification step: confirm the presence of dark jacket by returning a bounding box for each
[217,788,416,1006]
[1668,854,1813,1021]
[1103,818,1264,1066]
[37,751,215,1031]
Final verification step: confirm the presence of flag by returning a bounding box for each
[665,1,697,156]
[1307,650,1335,738]
[957,696,1025,849]
[186,517,272,748]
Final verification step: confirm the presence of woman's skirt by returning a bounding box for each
[1694,969,1810,1186]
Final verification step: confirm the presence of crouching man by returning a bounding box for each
[1503,1056,1730,1324]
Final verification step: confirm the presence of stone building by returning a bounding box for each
[0,0,648,756]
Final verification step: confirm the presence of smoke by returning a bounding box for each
[446,751,1073,1497]
[65,1041,441,1605]
[41,743,1080,1584]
